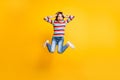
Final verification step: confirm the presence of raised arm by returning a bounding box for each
[43,15,56,24]
[64,15,75,23]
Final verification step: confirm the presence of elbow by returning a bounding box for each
[43,17,45,20]
[72,16,75,20]
[43,17,47,21]
[73,16,75,19]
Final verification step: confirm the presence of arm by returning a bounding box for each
[64,15,75,23]
[43,15,56,24]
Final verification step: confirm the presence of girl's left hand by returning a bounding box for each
[64,15,69,18]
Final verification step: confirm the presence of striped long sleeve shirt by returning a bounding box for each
[44,15,75,37]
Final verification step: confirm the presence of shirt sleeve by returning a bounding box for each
[65,15,75,23]
[43,16,54,24]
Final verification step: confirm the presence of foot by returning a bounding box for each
[44,40,49,47]
[67,41,75,48]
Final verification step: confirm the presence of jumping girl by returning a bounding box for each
[43,12,75,53]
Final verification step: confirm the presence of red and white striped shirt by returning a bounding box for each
[44,15,75,37]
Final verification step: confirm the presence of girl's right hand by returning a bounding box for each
[53,14,57,18]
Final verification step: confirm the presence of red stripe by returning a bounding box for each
[69,16,72,20]
[53,21,66,24]
[46,16,52,24]
[67,19,69,23]
[54,30,64,31]
[54,31,64,32]
[54,31,64,33]
[69,16,74,20]
[54,26,65,28]
[54,21,59,23]
[47,16,49,19]
[53,34,64,35]
[53,35,64,37]
[50,20,52,24]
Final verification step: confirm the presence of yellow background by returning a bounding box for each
[0,0,120,80]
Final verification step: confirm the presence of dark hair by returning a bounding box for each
[55,12,65,21]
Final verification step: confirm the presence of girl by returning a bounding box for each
[43,12,75,53]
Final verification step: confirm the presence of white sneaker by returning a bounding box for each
[44,40,49,47]
[67,41,75,48]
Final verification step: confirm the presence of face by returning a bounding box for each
[57,14,64,21]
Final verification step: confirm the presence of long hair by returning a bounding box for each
[55,12,65,21]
